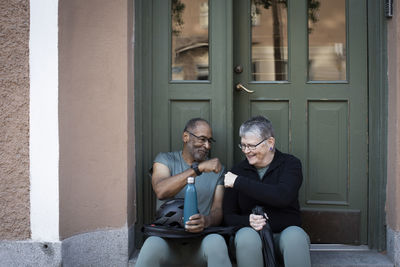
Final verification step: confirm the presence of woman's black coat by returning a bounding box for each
[223,149,303,233]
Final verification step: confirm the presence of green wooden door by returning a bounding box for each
[149,0,368,245]
[233,0,368,244]
[148,0,233,239]
[151,0,231,164]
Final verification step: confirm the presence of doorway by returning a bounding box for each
[134,0,386,248]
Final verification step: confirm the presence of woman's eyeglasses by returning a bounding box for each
[238,139,266,151]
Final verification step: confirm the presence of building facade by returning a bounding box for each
[0,0,400,266]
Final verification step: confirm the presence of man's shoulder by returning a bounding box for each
[154,151,182,164]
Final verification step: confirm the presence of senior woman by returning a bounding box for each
[223,115,311,267]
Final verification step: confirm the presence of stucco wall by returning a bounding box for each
[387,0,400,231]
[0,0,30,240]
[59,0,135,239]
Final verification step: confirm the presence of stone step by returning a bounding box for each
[311,251,393,267]
[310,245,393,267]
[129,245,394,267]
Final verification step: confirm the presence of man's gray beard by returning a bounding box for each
[193,151,209,162]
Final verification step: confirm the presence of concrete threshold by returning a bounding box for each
[310,244,370,251]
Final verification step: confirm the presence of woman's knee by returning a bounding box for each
[279,226,310,250]
[234,227,263,267]
[235,227,262,250]
[278,226,311,267]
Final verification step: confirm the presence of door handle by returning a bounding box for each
[235,83,254,93]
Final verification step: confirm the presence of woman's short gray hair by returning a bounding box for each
[239,115,275,139]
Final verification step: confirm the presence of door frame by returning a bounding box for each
[366,0,388,251]
[133,0,388,250]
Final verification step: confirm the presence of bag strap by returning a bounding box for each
[142,224,239,239]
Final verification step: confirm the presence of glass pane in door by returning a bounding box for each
[251,0,288,81]
[171,0,209,81]
[308,0,346,81]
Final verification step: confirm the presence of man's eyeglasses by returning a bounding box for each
[238,139,266,151]
[186,131,216,144]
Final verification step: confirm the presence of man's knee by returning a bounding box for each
[200,234,231,266]
[279,226,310,250]
[136,236,169,267]
[235,227,262,250]
[201,233,228,253]
[143,236,170,251]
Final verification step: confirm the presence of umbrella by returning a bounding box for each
[252,206,277,267]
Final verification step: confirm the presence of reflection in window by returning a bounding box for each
[171,0,209,81]
[251,0,288,81]
[308,0,346,81]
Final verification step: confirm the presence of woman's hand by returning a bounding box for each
[249,214,266,231]
[224,171,238,188]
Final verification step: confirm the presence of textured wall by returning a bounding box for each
[0,0,30,239]
[59,0,134,239]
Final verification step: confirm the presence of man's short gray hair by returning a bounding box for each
[183,118,210,132]
[239,115,275,139]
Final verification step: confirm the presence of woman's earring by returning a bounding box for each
[269,146,273,151]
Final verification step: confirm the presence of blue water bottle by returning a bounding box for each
[183,177,198,226]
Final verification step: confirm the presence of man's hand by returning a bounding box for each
[198,158,222,174]
[185,214,206,233]
[224,171,238,188]
[249,214,266,231]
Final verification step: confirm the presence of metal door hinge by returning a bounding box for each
[385,0,393,18]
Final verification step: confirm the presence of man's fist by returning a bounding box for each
[198,158,222,173]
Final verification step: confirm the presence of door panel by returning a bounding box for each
[233,0,368,244]
[152,0,231,166]
[307,101,349,205]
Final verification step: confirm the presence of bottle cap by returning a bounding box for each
[187,177,195,184]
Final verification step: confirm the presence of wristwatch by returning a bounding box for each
[191,162,202,176]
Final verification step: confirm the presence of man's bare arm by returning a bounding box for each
[152,158,222,200]
[204,185,224,227]
[151,162,196,200]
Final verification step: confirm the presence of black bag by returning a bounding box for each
[143,197,238,239]
[142,224,239,239]
[252,206,277,267]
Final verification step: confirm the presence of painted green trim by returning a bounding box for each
[134,0,154,248]
[225,0,234,169]
[367,0,388,251]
